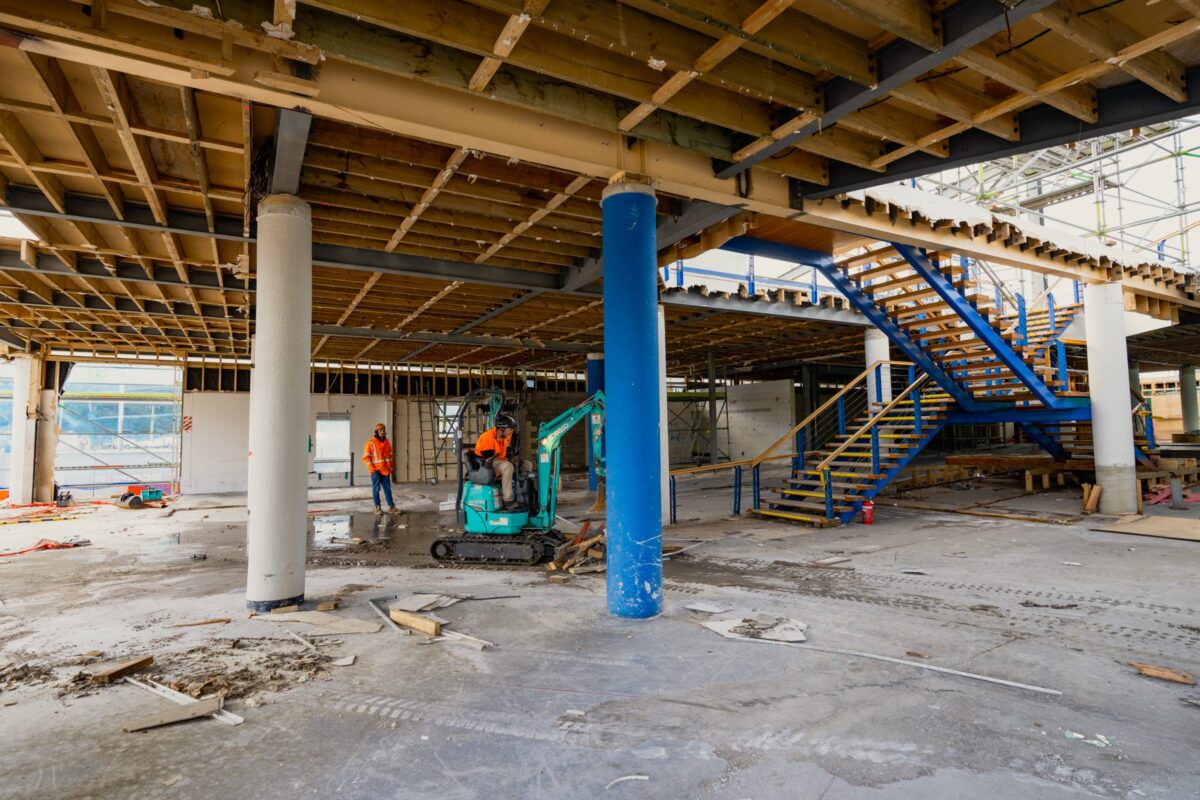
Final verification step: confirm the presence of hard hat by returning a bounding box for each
[495,414,516,430]
[374,422,386,431]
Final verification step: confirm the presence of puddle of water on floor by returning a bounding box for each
[305,510,450,566]
[310,512,402,550]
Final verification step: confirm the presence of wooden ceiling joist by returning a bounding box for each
[0,0,1194,368]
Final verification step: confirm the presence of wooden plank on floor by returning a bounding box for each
[1091,515,1200,542]
[91,655,154,684]
[123,697,223,732]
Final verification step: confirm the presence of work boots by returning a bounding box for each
[374,505,383,516]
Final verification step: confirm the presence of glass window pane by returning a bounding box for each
[314,417,351,473]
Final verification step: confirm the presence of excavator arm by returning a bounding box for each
[531,391,605,527]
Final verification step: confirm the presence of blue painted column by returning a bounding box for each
[602,182,662,619]
[585,353,605,492]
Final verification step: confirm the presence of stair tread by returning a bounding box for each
[750,508,838,526]
[774,488,864,501]
[767,498,857,513]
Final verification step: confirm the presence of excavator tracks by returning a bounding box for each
[430,531,565,566]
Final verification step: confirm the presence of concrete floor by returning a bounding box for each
[1,476,1198,799]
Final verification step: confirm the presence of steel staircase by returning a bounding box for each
[748,362,949,526]
[813,242,1088,410]
[1041,387,1159,464]
[718,236,1150,528]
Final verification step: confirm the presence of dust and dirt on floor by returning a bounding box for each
[0,479,1198,798]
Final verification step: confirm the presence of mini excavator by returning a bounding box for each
[430,388,604,565]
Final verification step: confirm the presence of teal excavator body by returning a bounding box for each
[431,390,604,564]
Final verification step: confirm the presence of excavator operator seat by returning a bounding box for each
[462,444,494,487]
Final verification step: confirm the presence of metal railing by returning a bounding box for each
[667,360,913,521]
[809,373,932,519]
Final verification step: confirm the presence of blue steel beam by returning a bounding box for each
[945,406,1092,425]
[721,236,978,410]
[714,0,1059,179]
[894,243,1063,409]
[1017,423,1070,460]
[800,64,1200,199]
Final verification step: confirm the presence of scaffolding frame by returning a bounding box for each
[915,118,1200,271]
[667,391,730,468]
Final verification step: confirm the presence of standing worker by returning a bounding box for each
[474,414,528,510]
[363,422,398,516]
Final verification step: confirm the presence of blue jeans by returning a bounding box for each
[371,471,394,509]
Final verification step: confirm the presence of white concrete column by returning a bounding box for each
[246,194,312,611]
[33,389,57,503]
[658,304,670,526]
[864,327,892,407]
[9,356,40,505]
[1181,365,1199,433]
[1084,282,1138,515]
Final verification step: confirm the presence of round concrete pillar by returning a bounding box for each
[246,194,312,611]
[1181,365,1199,434]
[865,327,892,406]
[1084,282,1138,515]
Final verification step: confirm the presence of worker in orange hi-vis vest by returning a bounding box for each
[473,414,531,511]
[363,422,398,516]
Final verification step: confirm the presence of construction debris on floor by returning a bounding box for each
[0,537,91,557]
[1,487,1197,797]
[546,527,606,574]
[383,594,494,649]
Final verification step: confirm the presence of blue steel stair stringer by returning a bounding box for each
[894,243,1065,408]
[835,418,950,524]
[722,236,979,411]
[1017,422,1070,460]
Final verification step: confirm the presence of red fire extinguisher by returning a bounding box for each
[861,500,874,525]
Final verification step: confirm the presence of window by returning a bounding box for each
[436,402,461,437]
[60,401,119,435]
[314,414,351,474]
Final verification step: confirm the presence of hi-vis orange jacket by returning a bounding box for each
[362,436,393,476]
[474,428,510,460]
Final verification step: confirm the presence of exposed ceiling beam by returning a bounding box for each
[312,324,596,352]
[713,0,1059,179]
[802,64,1200,199]
[663,289,868,326]
[0,291,239,322]
[561,200,745,292]
[0,248,241,292]
[4,6,797,216]
[6,185,247,241]
[1,288,596,352]
[398,290,542,363]
[268,108,313,195]
[0,323,36,351]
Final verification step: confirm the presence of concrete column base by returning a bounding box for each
[1095,463,1138,515]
